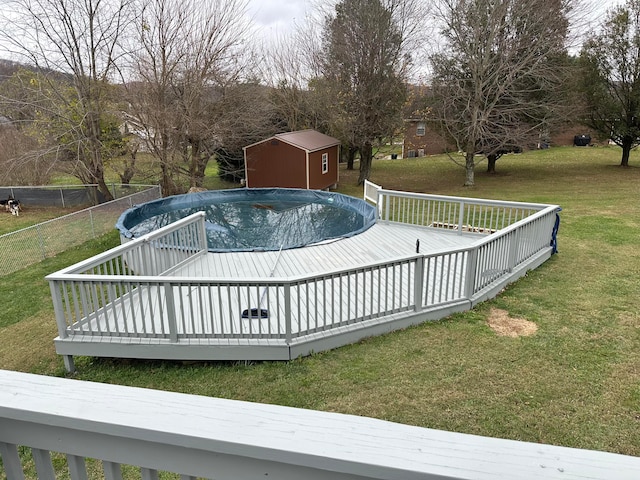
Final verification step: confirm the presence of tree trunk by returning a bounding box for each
[189,140,209,188]
[487,154,497,173]
[87,113,114,202]
[621,138,632,166]
[346,145,358,170]
[464,150,475,186]
[357,141,373,185]
[160,163,180,196]
[119,148,138,185]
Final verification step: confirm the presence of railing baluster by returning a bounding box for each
[0,441,26,480]
[164,282,178,342]
[103,461,123,480]
[66,454,88,480]
[284,284,291,342]
[32,448,56,480]
[141,467,159,480]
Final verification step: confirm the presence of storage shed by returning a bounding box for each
[243,130,340,189]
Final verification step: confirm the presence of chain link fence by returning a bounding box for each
[0,185,161,277]
[0,184,155,207]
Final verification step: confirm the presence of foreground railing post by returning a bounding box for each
[414,256,424,312]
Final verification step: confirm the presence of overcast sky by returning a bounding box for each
[247,0,314,39]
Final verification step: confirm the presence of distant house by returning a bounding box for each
[403,117,454,157]
[243,129,340,190]
[402,85,455,158]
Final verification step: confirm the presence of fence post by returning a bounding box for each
[413,256,424,312]
[60,188,66,208]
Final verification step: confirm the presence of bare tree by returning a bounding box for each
[0,124,51,185]
[264,34,324,133]
[317,0,420,184]
[580,0,640,167]
[429,0,575,186]
[0,0,133,200]
[126,0,254,194]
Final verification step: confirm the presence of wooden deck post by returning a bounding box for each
[49,280,69,340]
[457,200,466,234]
[284,284,292,345]
[414,256,424,312]
[63,355,76,373]
[464,248,478,300]
[164,283,178,343]
[507,229,521,272]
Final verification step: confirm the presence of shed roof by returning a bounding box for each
[245,129,340,153]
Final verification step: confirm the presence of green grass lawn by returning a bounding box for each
[1,145,639,456]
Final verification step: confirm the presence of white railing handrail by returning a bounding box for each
[378,188,553,210]
[2,369,639,480]
[48,252,424,284]
[470,204,560,247]
[46,211,207,278]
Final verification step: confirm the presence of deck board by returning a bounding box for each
[190,223,479,280]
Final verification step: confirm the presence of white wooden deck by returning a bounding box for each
[54,223,483,364]
[50,189,560,370]
[178,222,480,278]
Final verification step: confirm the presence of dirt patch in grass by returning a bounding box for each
[487,308,538,337]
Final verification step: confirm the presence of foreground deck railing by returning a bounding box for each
[47,189,561,371]
[1,369,639,480]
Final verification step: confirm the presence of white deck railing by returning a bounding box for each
[47,190,561,372]
[2,369,639,480]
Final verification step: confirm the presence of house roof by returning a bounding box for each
[244,129,340,153]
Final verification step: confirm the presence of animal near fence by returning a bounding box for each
[47,186,561,372]
[0,185,161,277]
[2,369,640,480]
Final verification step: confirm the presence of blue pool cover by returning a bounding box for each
[116,188,378,252]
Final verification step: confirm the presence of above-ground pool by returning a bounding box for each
[116,188,377,252]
